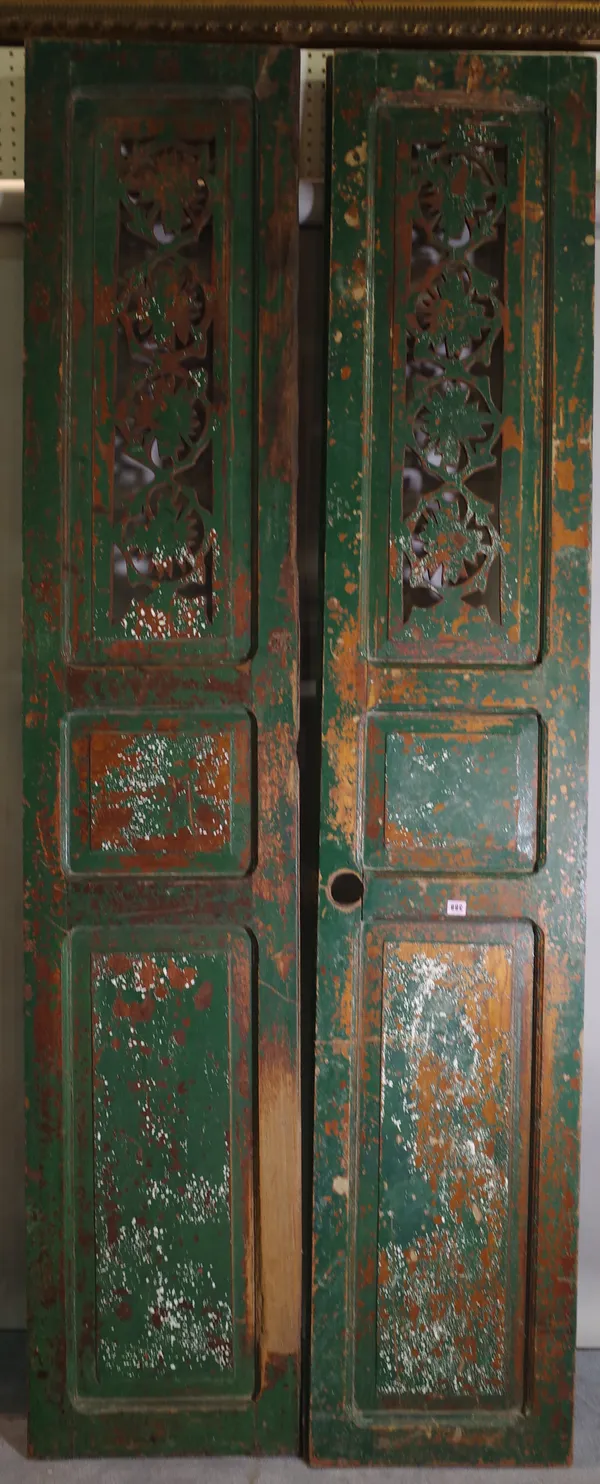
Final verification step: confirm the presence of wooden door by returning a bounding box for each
[23,40,300,1457]
[311,51,595,1466]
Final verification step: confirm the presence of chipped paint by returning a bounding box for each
[71,97,255,664]
[311,49,594,1470]
[368,102,544,666]
[90,731,231,852]
[68,713,253,875]
[93,951,234,1382]
[364,711,539,873]
[375,939,523,1402]
[24,41,300,1458]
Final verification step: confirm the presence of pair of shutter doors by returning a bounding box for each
[24,42,594,1466]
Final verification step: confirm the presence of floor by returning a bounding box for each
[0,1343,598,1483]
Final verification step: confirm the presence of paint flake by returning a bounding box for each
[376,942,514,1402]
[92,950,234,1381]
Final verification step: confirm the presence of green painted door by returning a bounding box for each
[311,51,595,1465]
[23,41,300,1457]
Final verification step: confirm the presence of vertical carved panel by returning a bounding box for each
[108,136,219,638]
[370,108,545,664]
[70,98,254,661]
[400,138,506,629]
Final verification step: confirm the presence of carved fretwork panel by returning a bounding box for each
[69,98,254,661]
[111,135,219,635]
[369,107,546,664]
[402,136,506,627]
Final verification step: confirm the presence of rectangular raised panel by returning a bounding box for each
[355,921,534,1412]
[369,106,545,665]
[364,712,539,873]
[66,712,253,874]
[66,928,254,1398]
[68,93,254,663]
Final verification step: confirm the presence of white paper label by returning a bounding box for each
[447,899,467,917]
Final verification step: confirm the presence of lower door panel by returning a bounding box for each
[355,922,533,1416]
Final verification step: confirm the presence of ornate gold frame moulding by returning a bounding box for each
[1,0,600,44]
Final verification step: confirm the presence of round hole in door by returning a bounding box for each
[327,869,364,911]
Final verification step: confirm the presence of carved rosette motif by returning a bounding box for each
[110,135,219,636]
[399,134,506,627]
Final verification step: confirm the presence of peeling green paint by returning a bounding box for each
[92,949,236,1389]
[311,50,595,1468]
[24,40,300,1459]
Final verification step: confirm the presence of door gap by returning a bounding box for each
[297,219,327,1442]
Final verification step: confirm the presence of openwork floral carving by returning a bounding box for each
[110,135,219,635]
[399,135,506,626]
